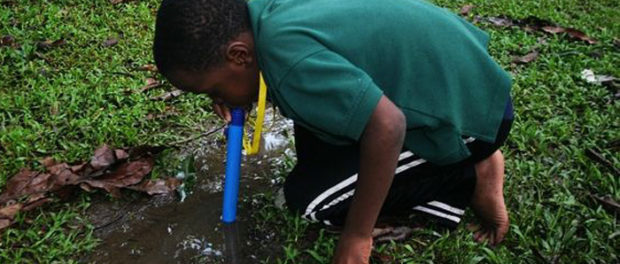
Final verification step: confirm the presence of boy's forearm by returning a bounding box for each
[341,96,406,240]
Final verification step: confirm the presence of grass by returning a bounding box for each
[0,0,214,262]
[0,0,618,263]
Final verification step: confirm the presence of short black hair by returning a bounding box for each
[153,0,250,76]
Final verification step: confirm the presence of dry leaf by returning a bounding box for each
[150,90,183,101]
[48,163,81,186]
[81,158,154,194]
[0,203,22,230]
[487,16,514,27]
[22,193,51,211]
[128,178,181,195]
[103,38,118,47]
[512,50,539,64]
[541,26,565,34]
[0,170,53,204]
[37,39,66,50]
[115,149,129,160]
[90,145,117,171]
[0,144,175,232]
[459,5,474,16]
[139,78,162,93]
[137,64,158,72]
[564,28,597,44]
[0,35,16,47]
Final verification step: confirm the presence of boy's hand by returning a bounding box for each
[332,233,372,264]
[212,103,232,122]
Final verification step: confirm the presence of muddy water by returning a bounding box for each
[86,109,294,264]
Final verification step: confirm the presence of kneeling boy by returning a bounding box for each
[152,0,513,262]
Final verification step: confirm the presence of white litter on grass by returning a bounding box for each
[177,183,187,202]
[175,235,223,259]
[581,69,616,85]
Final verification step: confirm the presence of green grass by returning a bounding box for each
[0,0,215,262]
[0,0,618,263]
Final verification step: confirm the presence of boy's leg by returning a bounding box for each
[284,124,477,228]
[470,150,509,245]
[460,97,514,245]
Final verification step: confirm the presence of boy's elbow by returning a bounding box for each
[365,96,406,145]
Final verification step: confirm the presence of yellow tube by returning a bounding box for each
[243,73,267,155]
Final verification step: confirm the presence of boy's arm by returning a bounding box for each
[332,95,406,264]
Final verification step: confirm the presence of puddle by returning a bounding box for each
[85,108,294,263]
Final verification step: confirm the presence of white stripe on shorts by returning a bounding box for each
[427,201,465,215]
[303,155,427,220]
[413,205,461,223]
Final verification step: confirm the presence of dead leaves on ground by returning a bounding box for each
[459,5,598,45]
[0,145,179,231]
[0,35,19,48]
[512,50,539,64]
[103,38,119,47]
[37,39,67,50]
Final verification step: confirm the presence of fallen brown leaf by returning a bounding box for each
[0,203,22,230]
[115,149,129,160]
[0,170,54,204]
[136,64,158,72]
[81,158,154,194]
[90,145,118,171]
[0,144,180,232]
[48,163,82,186]
[512,50,539,64]
[487,16,514,27]
[40,157,56,169]
[0,35,16,47]
[128,178,181,195]
[541,26,565,34]
[139,78,162,93]
[37,39,66,50]
[150,90,183,101]
[564,28,597,44]
[459,4,474,16]
[103,38,118,47]
[22,193,51,211]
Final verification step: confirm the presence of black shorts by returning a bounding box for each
[283,98,513,229]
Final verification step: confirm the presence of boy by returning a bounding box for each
[153,0,513,262]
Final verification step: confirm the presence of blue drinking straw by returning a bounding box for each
[222,108,244,223]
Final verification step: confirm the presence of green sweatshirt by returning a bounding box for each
[248,0,512,165]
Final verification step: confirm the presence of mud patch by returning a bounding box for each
[85,108,294,263]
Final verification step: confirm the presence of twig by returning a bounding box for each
[169,125,226,147]
[94,214,124,231]
[585,148,620,176]
[589,194,620,214]
[107,71,135,78]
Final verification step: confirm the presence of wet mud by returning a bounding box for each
[85,109,294,264]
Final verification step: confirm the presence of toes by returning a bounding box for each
[474,229,488,242]
[467,223,481,232]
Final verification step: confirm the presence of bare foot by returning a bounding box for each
[469,150,509,246]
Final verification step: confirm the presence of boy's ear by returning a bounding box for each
[225,41,254,67]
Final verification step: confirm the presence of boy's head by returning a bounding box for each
[153,0,259,107]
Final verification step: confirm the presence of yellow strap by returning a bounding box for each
[243,73,267,155]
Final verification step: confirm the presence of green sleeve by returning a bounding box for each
[275,49,383,142]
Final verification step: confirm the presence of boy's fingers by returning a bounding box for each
[212,103,232,122]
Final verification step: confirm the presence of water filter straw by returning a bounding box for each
[222,108,244,223]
